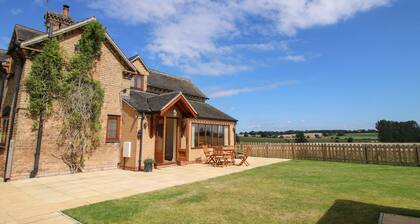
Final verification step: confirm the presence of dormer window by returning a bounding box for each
[130,74,142,90]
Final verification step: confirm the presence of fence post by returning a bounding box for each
[291,144,295,159]
[415,145,420,167]
[364,144,369,164]
[265,143,269,158]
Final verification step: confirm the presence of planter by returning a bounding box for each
[144,159,154,172]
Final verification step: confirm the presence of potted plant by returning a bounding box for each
[144,159,154,172]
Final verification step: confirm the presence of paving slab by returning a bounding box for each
[0,157,286,224]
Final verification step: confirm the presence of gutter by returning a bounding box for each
[3,55,23,182]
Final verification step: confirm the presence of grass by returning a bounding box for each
[64,160,420,224]
[238,132,378,143]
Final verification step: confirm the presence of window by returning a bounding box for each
[191,124,198,148]
[199,124,205,146]
[130,74,142,89]
[206,125,212,147]
[191,123,230,148]
[212,125,218,146]
[218,126,224,146]
[106,115,120,142]
[224,126,229,146]
[0,106,10,146]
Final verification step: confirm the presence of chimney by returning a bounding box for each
[45,4,74,33]
[63,4,69,17]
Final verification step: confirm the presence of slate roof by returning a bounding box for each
[189,101,237,121]
[123,91,154,112]
[124,90,237,121]
[148,69,208,99]
[14,25,45,44]
[148,92,182,112]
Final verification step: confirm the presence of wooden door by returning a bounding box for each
[154,117,164,163]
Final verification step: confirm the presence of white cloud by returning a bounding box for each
[86,0,392,75]
[11,8,23,16]
[241,0,392,35]
[281,55,306,62]
[208,80,298,98]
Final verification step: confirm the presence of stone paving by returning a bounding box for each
[0,157,287,224]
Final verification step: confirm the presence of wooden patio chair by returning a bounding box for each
[237,146,252,166]
[203,147,216,165]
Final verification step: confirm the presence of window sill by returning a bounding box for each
[106,140,120,143]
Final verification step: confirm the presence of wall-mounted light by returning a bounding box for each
[172,109,177,117]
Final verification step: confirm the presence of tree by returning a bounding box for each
[376,120,420,142]
[295,132,308,143]
[25,38,64,178]
[347,137,354,143]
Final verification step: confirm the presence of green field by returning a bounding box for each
[238,132,378,143]
[64,160,420,224]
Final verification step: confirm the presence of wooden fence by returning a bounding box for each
[235,143,420,166]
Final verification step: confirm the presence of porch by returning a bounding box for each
[0,157,287,224]
[121,90,237,170]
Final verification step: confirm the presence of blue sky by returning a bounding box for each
[1,0,419,131]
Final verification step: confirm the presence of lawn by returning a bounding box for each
[64,160,420,224]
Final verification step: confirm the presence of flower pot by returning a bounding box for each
[144,163,153,172]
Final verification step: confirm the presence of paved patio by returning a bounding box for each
[0,157,287,224]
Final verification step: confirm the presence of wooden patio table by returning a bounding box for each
[223,148,236,165]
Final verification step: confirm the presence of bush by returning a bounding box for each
[295,132,308,143]
[144,159,154,165]
[347,137,354,143]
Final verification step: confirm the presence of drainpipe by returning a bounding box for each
[0,68,6,110]
[138,112,145,171]
[30,109,44,178]
[3,55,23,182]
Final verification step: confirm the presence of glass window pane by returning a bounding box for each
[107,117,117,139]
[218,126,223,146]
[199,125,205,146]
[224,126,229,146]
[206,125,212,147]
[191,124,197,148]
[130,76,135,88]
[212,125,218,146]
[136,75,142,88]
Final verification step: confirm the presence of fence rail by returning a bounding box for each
[235,143,420,166]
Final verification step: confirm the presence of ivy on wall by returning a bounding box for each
[25,38,64,122]
[26,21,106,173]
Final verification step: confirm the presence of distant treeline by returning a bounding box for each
[239,129,377,137]
[376,120,420,142]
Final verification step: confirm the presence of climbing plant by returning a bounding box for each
[26,21,106,174]
[25,38,64,121]
[25,38,65,177]
[56,21,105,173]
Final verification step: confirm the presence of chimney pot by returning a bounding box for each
[63,4,70,17]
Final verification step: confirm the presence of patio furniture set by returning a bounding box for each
[203,146,253,167]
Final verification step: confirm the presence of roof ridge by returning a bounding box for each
[150,69,192,82]
[130,89,156,95]
[128,54,139,61]
[15,24,45,34]
[149,91,181,98]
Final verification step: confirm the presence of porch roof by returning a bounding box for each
[123,90,237,122]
